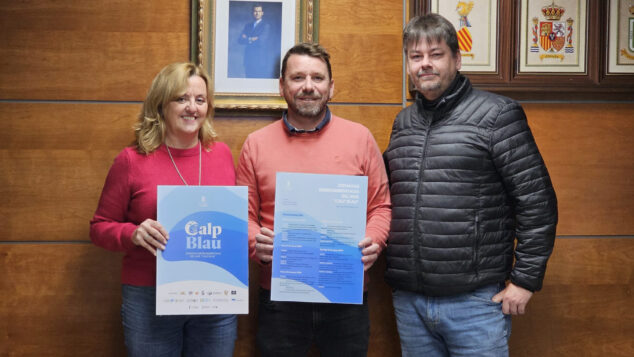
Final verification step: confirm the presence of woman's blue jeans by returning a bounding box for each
[121,285,237,357]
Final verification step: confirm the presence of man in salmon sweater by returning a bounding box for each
[236,43,391,357]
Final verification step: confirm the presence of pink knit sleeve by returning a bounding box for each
[89,150,138,252]
[363,131,392,253]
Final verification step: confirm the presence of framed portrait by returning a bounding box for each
[607,0,634,73]
[192,0,319,110]
[431,0,499,73]
[518,0,588,73]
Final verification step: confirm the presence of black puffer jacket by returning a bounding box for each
[383,75,557,296]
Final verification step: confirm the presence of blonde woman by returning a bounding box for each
[90,63,236,356]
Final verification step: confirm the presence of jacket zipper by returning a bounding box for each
[412,116,433,291]
[473,214,480,277]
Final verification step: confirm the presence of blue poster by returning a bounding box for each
[272,173,368,304]
[156,186,248,315]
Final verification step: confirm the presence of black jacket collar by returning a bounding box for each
[415,73,471,119]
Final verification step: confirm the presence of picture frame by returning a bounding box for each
[191,0,319,110]
[430,0,499,73]
[518,0,587,73]
[412,0,633,100]
[510,0,600,98]
[412,0,512,91]
[607,0,634,74]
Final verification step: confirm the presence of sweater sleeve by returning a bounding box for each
[235,136,264,264]
[490,102,558,292]
[90,150,138,252]
[363,130,392,253]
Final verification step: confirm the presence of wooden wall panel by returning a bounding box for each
[0,103,138,150]
[509,239,634,357]
[524,103,634,236]
[0,244,126,356]
[214,116,276,164]
[319,0,403,104]
[545,238,633,285]
[0,0,190,101]
[328,104,402,151]
[0,103,139,242]
[0,149,120,241]
[511,284,633,357]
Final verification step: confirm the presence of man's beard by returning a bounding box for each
[414,69,441,93]
[290,92,328,117]
[416,81,441,93]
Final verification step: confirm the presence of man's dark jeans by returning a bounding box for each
[256,288,370,357]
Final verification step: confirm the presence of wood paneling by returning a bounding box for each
[546,238,634,285]
[0,149,119,241]
[328,104,402,151]
[510,284,633,357]
[0,103,138,150]
[213,115,276,165]
[0,244,125,356]
[319,0,403,104]
[0,103,141,241]
[509,238,634,356]
[524,103,634,236]
[0,0,190,101]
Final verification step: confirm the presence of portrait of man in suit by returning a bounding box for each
[232,2,281,79]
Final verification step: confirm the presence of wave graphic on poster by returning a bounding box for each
[160,211,248,286]
[157,260,247,289]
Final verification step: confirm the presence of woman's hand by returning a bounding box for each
[131,219,169,256]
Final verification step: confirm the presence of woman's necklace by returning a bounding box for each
[166,141,201,186]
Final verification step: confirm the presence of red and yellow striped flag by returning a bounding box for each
[457,27,472,53]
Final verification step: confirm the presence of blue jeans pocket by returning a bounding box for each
[467,283,504,305]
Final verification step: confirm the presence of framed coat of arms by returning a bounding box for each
[518,0,588,73]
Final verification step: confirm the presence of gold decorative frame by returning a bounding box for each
[191,0,319,110]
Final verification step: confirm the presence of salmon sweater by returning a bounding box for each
[236,113,391,290]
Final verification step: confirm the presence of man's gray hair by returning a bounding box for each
[403,14,459,56]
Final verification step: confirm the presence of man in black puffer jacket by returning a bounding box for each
[383,14,558,357]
